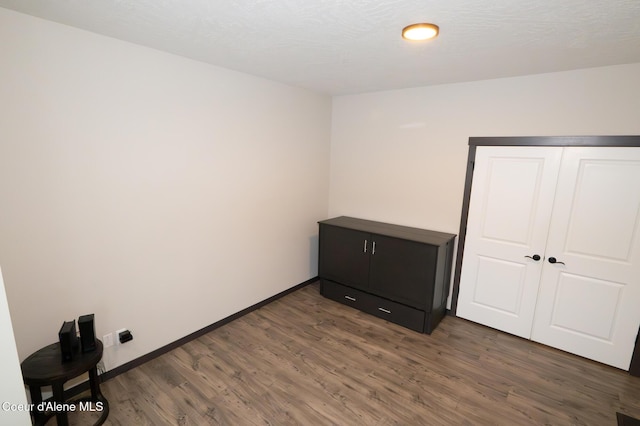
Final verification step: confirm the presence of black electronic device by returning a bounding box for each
[118,329,133,344]
[58,320,79,362]
[78,313,97,353]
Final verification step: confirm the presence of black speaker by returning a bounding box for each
[78,313,97,353]
[58,320,78,362]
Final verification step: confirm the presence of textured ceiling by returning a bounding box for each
[1,0,640,95]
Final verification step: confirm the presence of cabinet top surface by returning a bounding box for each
[319,216,456,245]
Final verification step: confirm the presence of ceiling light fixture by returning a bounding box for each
[402,23,439,41]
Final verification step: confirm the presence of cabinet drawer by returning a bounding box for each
[321,280,425,333]
[362,295,425,333]
[321,279,370,311]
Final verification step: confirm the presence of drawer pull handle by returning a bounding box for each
[345,295,356,302]
[372,241,376,255]
[378,307,391,314]
[363,240,367,253]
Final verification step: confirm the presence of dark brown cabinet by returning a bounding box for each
[318,216,456,334]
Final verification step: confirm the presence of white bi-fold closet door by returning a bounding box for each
[457,146,640,370]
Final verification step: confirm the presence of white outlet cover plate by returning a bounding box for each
[103,333,113,348]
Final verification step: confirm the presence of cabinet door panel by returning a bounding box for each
[319,225,370,289]
[368,235,435,309]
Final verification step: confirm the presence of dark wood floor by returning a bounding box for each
[68,281,640,425]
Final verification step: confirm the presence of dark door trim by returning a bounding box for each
[450,135,640,374]
[631,328,640,376]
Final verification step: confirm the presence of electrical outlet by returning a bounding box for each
[103,333,113,348]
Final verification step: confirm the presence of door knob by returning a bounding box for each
[548,257,565,265]
[525,254,541,261]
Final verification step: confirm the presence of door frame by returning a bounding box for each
[450,135,640,375]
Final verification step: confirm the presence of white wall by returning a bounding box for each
[329,63,640,235]
[0,267,30,425]
[0,7,331,371]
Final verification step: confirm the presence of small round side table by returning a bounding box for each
[20,339,109,426]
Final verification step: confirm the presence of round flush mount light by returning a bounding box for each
[402,23,439,41]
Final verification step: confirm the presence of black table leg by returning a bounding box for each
[52,381,69,426]
[88,366,102,401]
[28,385,45,426]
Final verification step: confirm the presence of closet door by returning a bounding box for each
[456,147,562,338]
[531,147,640,369]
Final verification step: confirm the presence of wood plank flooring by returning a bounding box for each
[67,281,640,425]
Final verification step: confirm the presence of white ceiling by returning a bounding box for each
[1,0,640,95]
